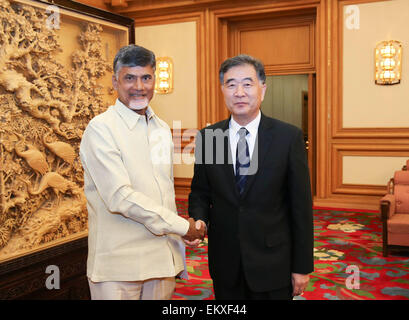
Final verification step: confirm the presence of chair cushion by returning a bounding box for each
[394,171,409,185]
[395,185,409,213]
[388,214,409,233]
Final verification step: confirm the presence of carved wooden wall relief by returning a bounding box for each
[0,0,114,261]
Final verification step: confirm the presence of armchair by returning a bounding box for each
[380,170,409,257]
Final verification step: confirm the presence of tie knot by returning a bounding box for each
[238,127,249,139]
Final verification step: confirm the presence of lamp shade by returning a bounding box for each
[155,57,173,94]
[375,40,402,85]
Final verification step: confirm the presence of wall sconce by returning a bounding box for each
[155,57,173,94]
[375,40,402,85]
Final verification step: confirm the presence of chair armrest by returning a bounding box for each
[387,178,394,194]
[380,194,395,220]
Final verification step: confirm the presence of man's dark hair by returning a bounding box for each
[219,54,266,84]
[113,44,156,76]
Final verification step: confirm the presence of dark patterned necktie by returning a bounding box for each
[235,127,250,195]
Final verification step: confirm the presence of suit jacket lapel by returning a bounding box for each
[241,113,274,199]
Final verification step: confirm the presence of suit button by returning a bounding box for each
[239,207,244,214]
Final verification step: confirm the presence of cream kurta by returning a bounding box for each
[80,99,189,282]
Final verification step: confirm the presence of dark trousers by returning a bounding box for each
[212,259,293,300]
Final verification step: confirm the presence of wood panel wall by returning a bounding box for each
[77,0,409,210]
[229,13,315,74]
[325,0,409,210]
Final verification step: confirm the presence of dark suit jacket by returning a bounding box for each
[188,113,314,292]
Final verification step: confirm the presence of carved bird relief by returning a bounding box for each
[23,172,71,195]
[15,135,49,177]
[20,172,77,206]
[42,130,76,167]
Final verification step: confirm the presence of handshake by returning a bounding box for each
[182,218,207,246]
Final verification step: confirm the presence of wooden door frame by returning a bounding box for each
[214,3,322,197]
[308,73,317,195]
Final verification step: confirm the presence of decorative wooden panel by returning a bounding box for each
[230,16,315,73]
[331,143,409,196]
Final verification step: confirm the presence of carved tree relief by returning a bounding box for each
[0,0,111,260]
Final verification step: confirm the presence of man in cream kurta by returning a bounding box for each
[79,45,205,300]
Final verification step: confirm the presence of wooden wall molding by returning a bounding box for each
[114,0,321,16]
[333,128,409,139]
[112,0,226,12]
[313,194,382,211]
[331,143,409,197]
[174,177,192,199]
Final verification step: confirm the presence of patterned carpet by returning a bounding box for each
[172,200,409,300]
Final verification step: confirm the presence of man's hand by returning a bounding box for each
[183,220,206,247]
[183,218,206,242]
[292,273,310,296]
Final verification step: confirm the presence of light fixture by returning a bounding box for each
[155,57,173,94]
[375,40,402,85]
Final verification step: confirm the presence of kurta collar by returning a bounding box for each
[113,99,156,130]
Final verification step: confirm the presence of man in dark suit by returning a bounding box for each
[186,54,314,300]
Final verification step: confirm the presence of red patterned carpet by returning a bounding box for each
[172,200,409,300]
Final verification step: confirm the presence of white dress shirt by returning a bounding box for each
[80,99,189,282]
[229,111,261,174]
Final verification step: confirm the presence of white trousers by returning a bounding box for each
[88,277,176,300]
